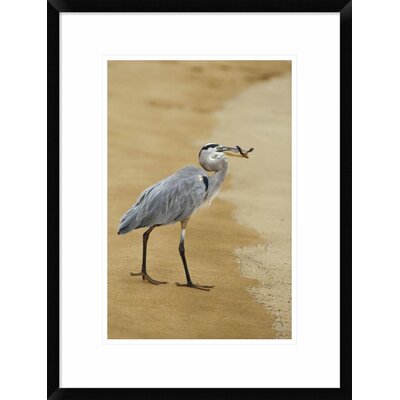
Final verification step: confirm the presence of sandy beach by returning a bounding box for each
[108,61,291,339]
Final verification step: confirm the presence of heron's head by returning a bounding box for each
[198,143,254,172]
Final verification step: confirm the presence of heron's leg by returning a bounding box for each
[178,224,193,286]
[175,220,214,291]
[131,226,167,285]
[140,226,154,275]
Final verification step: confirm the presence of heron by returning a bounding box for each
[117,143,254,291]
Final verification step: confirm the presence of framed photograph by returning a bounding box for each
[48,0,351,398]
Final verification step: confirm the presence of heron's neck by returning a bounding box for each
[206,161,228,201]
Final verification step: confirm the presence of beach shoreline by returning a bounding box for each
[210,75,292,338]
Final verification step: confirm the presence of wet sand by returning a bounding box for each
[108,61,291,339]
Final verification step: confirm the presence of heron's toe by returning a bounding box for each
[131,272,167,285]
[175,282,213,291]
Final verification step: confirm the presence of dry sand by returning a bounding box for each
[108,61,291,339]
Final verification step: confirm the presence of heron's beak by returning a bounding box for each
[217,145,254,158]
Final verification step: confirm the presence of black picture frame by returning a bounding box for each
[48,1,352,399]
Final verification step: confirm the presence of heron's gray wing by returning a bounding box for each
[118,181,163,233]
[118,166,208,233]
[138,166,208,226]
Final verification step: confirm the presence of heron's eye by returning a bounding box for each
[201,143,219,151]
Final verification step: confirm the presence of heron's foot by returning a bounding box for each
[131,271,167,285]
[175,282,214,291]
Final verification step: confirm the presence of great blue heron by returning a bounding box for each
[117,143,254,291]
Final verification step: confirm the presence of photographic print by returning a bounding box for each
[107,60,292,339]
[50,4,350,396]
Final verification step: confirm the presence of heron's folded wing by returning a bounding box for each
[119,166,208,231]
[136,170,208,226]
[118,180,164,232]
